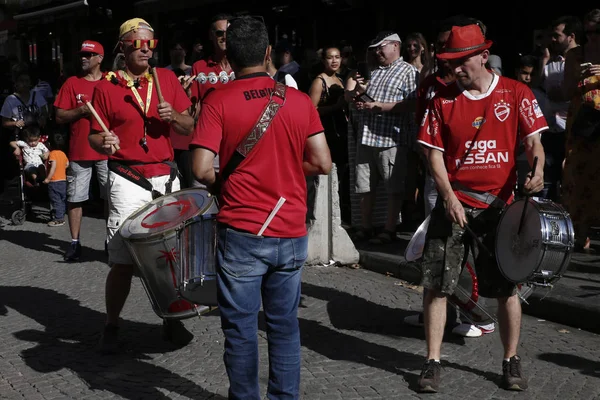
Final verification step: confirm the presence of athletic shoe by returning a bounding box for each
[64,241,82,261]
[478,322,496,334]
[97,324,120,355]
[451,323,483,337]
[403,313,424,327]
[47,220,65,227]
[418,359,442,393]
[502,355,528,391]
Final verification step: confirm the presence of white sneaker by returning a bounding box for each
[403,313,424,327]
[477,322,495,334]
[452,323,483,337]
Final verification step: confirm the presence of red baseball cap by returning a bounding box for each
[437,24,492,60]
[78,40,104,56]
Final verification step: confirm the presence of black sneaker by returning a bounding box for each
[64,241,82,261]
[162,319,194,346]
[97,324,120,355]
[502,355,528,391]
[418,359,442,393]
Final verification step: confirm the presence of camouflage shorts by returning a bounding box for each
[420,204,517,298]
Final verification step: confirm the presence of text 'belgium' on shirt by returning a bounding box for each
[243,87,275,101]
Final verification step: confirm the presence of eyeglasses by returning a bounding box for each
[121,39,159,50]
[80,52,99,58]
[214,30,227,38]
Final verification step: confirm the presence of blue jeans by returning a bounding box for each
[217,226,308,400]
[48,181,67,220]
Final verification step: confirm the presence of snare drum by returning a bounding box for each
[119,188,218,319]
[496,197,574,286]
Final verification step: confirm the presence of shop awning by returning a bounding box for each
[13,0,88,20]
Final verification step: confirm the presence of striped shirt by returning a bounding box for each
[359,58,418,147]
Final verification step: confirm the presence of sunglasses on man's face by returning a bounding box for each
[122,39,159,50]
[214,30,227,38]
[80,52,99,58]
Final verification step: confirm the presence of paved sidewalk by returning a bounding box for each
[354,228,600,334]
[0,205,599,399]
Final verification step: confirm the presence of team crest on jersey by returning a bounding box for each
[472,116,485,129]
[532,99,543,118]
[494,100,511,122]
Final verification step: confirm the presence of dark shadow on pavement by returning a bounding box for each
[0,229,106,262]
[538,353,600,378]
[301,282,466,345]
[0,286,225,400]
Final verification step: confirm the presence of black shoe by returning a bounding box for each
[418,359,442,393]
[97,324,120,355]
[64,241,82,261]
[502,355,528,391]
[162,319,194,346]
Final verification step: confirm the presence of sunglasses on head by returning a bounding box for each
[121,39,159,49]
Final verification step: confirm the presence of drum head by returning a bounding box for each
[120,188,215,240]
[495,199,544,283]
[405,215,430,262]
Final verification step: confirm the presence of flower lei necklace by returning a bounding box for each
[105,70,152,88]
[105,70,154,151]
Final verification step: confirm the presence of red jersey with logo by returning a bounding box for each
[417,74,548,208]
[90,68,192,178]
[190,73,324,237]
[416,73,452,124]
[54,76,107,161]
[191,57,235,105]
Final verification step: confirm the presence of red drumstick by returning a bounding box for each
[78,94,120,151]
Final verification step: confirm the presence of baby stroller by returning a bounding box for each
[1,126,49,225]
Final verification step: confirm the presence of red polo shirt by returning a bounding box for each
[54,75,107,161]
[90,68,192,178]
[191,57,235,104]
[190,72,324,237]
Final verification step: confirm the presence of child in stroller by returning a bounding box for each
[10,125,49,186]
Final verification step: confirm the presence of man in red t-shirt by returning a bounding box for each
[415,24,547,393]
[190,12,235,114]
[54,40,107,262]
[88,18,194,354]
[191,17,331,399]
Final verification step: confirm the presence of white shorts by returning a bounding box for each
[106,171,180,265]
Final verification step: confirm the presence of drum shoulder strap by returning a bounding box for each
[218,81,287,186]
[107,161,163,199]
[451,181,506,208]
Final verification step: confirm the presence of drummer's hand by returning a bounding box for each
[444,194,468,228]
[158,102,176,123]
[523,172,544,195]
[101,130,120,155]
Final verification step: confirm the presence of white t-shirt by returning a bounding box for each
[268,72,298,89]
[0,91,47,126]
[16,140,48,167]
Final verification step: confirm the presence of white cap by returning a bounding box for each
[369,33,401,48]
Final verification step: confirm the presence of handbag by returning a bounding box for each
[212,81,287,194]
[571,103,600,140]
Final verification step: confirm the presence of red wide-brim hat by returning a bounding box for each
[437,24,493,60]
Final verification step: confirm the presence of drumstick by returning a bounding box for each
[464,224,493,257]
[80,96,120,151]
[258,197,286,236]
[517,156,538,235]
[148,58,165,104]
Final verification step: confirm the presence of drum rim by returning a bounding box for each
[495,197,574,284]
[119,187,217,241]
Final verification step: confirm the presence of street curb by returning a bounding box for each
[358,250,600,334]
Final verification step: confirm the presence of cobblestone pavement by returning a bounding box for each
[1,208,599,399]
